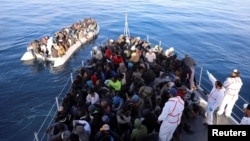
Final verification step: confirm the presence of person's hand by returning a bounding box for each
[209,107,213,112]
[207,70,210,75]
[45,127,51,133]
[157,120,162,124]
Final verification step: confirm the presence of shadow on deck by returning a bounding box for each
[178,89,237,141]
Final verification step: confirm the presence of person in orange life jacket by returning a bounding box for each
[158,88,184,141]
[205,71,225,125]
[58,41,66,57]
[217,69,243,117]
[129,45,140,64]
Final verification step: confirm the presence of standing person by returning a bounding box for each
[205,71,225,125]
[182,54,197,92]
[217,69,243,117]
[240,104,250,125]
[92,46,103,64]
[145,48,156,68]
[158,88,184,141]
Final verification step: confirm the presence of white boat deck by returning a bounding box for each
[178,89,237,141]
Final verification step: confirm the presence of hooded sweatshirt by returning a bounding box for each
[131,118,148,141]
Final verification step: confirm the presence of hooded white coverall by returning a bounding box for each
[206,72,225,124]
[217,76,243,117]
[240,117,250,125]
[158,96,184,141]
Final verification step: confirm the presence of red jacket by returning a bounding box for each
[112,55,124,64]
[105,48,112,59]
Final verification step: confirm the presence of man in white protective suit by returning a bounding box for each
[240,104,250,125]
[205,71,225,125]
[217,69,243,117]
[158,87,184,141]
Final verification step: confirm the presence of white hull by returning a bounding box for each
[21,24,100,67]
[20,51,35,61]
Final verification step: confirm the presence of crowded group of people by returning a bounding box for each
[28,17,97,58]
[45,34,221,141]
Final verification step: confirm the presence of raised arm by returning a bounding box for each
[207,70,217,85]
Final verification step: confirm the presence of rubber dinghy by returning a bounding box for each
[20,17,100,67]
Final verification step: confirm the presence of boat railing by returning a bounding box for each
[33,53,93,141]
[33,76,72,141]
[146,35,247,124]
[194,66,248,123]
[33,35,248,141]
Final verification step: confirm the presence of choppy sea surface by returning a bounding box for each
[0,0,250,140]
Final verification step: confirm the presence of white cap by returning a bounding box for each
[100,124,110,131]
[152,45,159,52]
[164,49,170,56]
[233,69,238,73]
[169,47,174,52]
[131,45,136,51]
[58,106,64,112]
[168,81,175,88]
[92,46,98,50]
[243,104,248,109]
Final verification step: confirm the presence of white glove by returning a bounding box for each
[207,70,210,75]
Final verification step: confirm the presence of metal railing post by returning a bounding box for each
[55,97,59,111]
[90,51,93,57]
[146,35,149,43]
[82,60,84,67]
[198,67,203,88]
[159,41,161,48]
[70,73,73,83]
[34,132,39,141]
